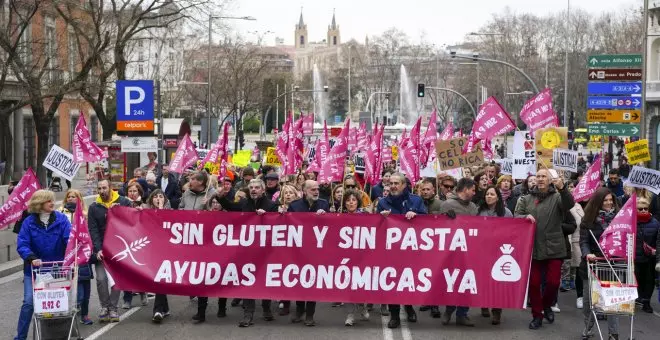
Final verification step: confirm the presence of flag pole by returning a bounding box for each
[338,148,351,214]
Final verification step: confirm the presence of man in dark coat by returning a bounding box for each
[156,166,181,209]
[287,180,329,326]
[218,179,279,327]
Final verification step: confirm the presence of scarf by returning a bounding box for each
[637,211,652,223]
[598,209,616,225]
[500,188,512,202]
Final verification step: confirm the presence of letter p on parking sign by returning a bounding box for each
[116,80,155,134]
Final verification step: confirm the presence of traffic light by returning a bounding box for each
[417,83,425,98]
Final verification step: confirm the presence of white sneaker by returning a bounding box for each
[576,297,583,309]
[551,304,560,313]
[345,313,355,326]
[360,308,370,321]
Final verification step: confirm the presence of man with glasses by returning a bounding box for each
[288,180,329,326]
[376,173,427,328]
[438,175,457,201]
[344,176,371,207]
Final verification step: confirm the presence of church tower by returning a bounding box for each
[327,9,340,47]
[295,9,307,49]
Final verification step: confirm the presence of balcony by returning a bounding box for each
[647,81,660,101]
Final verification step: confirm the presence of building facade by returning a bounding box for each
[293,11,344,80]
[645,1,660,169]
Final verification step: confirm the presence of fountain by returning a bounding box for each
[399,64,419,125]
[313,64,329,124]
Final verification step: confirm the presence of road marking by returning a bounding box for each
[399,310,412,340]
[654,311,660,319]
[86,296,154,340]
[0,271,23,285]
[381,309,393,340]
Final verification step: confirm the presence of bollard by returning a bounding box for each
[6,245,10,262]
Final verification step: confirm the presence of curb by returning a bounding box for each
[0,259,23,278]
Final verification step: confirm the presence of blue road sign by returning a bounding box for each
[587,96,642,110]
[116,80,155,132]
[587,82,642,96]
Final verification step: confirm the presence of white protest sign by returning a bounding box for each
[512,131,536,180]
[598,285,638,308]
[42,145,82,181]
[553,148,578,172]
[625,166,660,195]
[33,288,69,314]
[495,159,512,175]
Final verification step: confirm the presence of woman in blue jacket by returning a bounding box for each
[15,190,71,340]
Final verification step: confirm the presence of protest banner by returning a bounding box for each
[573,154,602,202]
[265,147,282,166]
[512,131,536,179]
[0,168,40,230]
[232,150,252,167]
[519,88,558,136]
[495,159,512,176]
[625,139,651,164]
[43,145,82,182]
[353,153,365,174]
[625,166,660,195]
[552,148,579,173]
[391,146,399,161]
[534,127,568,168]
[104,207,535,308]
[435,137,484,171]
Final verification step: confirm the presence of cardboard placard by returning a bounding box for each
[534,127,568,168]
[42,145,82,182]
[625,139,651,164]
[434,137,485,170]
[265,147,282,166]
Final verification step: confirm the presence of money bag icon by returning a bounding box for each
[491,244,522,282]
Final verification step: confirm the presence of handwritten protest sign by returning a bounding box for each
[625,139,651,164]
[435,137,484,170]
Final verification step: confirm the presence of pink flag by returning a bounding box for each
[365,124,384,185]
[319,119,350,183]
[421,110,438,164]
[169,134,199,174]
[308,122,330,173]
[481,139,494,160]
[573,154,602,202]
[72,114,107,163]
[217,123,231,179]
[600,193,637,259]
[63,198,93,267]
[455,129,463,138]
[0,168,40,230]
[399,117,422,183]
[357,122,368,149]
[284,115,305,175]
[348,127,359,155]
[302,113,315,135]
[381,146,393,163]
[520,88,559,136]
[440,121,454,141]
[465,97,516,152]
[275,114,291,171]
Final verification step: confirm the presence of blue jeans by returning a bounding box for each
[15,275,33,340]
[77,280,91,317]
[445,305,470,317]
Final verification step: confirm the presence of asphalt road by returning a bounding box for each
[1,271,658,340]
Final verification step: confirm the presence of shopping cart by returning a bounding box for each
[32,261,82,340]
[586,231,637,340]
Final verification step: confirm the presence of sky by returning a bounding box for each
[228,0,640,46]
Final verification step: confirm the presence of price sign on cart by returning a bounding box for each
[34,288,69,314]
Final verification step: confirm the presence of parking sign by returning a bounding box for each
[116,80,154,133]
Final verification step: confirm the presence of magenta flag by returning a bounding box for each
[465,97,516,152]
[455,129,463,138]
[348,127,358,154]
[399,118,422,183]
[198,124,229,170]
[365,124,385,185]
[169,134,199,174]
[573,154,602,202]
[302,113,314,135]
[217,123,231,179]
[0,168,40,230]
[308,122,330,173]
[276,115,291,172]
[440,121,454,141]
[357,122,368,149]
[319,119,350,184]
[520,88,559,135]
[284,115,305,175]
[599,193,637,260]
[63,198,93,267]
[72,114,107,163]
[421,111,438,164]
[306,139,323,173]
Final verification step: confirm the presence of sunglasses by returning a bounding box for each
[637,207,649,212]
[443,184,455,189]
[345,185,356,189]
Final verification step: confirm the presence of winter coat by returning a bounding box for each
[424,198,443,215]
[561,210,577,261]
[515,185,575,261]
[440,194,478,217]
[478,207,513,218]
[376,191,427,215]
[288,197,330,213]
[579,210,616,276]
[635,217,660,263]
[220,195,279,213]
[88,193,132,255]
[17,212,71,275]
[78,263,94,281]
[606,180,625,198]
[156,172,181,209]
[179,188,215,211]
[370,182,385,201]
[569,204,585,267]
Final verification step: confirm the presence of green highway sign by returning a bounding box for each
[588,54,642,68]
[587,123,640,136]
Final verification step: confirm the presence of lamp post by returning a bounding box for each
[427,87,477,118]
[207,15,256,146]
[469,32,510,97]
[450,51,540,93]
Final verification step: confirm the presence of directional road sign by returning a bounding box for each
[587,69,642,81]
[587,123,640,136]
[587,82,642,96]
[587,109,641,123]
[588,54,642,68]
[587,96,642,110]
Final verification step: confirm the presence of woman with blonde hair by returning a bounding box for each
[58,189,87,221]
[278,184,299,213]
[15,190,71,340]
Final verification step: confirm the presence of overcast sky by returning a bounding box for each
[229,0,641,46]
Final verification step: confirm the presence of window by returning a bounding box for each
[138,64,143,75]
[45,18,57,70]
[138,39,143,47]
[169,52,174,61]
[70,115,78,150]
[90,116,98,142]
[18,23,31,65]
[333,36,337,45]
[300,35,305,46]
[48,117,59,147]
[139,51,144,61]
[68,29,77,74]
[169,39,175,48]
[24,117,35,168]
[168,64,174,74]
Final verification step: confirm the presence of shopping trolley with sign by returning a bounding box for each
[586,232,637,340]
[32,261,82,340]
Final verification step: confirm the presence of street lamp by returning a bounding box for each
[449,50,540,93]
[207,14,256,146]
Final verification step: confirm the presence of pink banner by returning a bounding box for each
[0,168,40,230]
[400,118,422,183]
[302,113,314,135]
[520,88,558,135]
[421,110,437,164]
[319,119,350,183]
[72,114,107,163]
[169,134,199,174]
[600,193,637,259]
[440,121,454,141]
[104,207,535,308]
[465,97,515,152]
[63,198,93,267]
[276,115,291,171]
[573,154,602,202]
